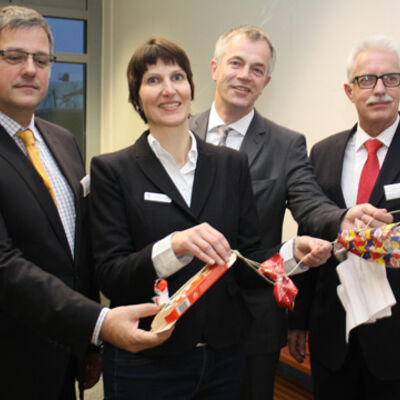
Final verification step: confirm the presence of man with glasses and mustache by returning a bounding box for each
[0,5,172,400]
[288,35,400,400]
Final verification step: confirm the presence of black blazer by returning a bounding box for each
[90,131,269,356]
[0,118,102,399]
[190,110,343,353]
[290,121,400,379]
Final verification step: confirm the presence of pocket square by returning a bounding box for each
[80,175,90,197]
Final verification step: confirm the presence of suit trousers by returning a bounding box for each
[59,357,76,400]
[240,351,280,400]
[102,342,246,400]
[311,331,400,400]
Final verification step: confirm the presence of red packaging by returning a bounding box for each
[259,253,298,311]
[151,253,237,332]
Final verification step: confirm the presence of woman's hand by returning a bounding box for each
[171,223,231,266]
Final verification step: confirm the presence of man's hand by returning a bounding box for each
[171,222,231,266]
[294,236,332,267]
[288,329,307,363]
[341,204,393,230]
[100,303,173,353]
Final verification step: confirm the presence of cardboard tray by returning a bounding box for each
[151,253,237,333]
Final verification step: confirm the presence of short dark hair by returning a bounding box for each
[0,5,54,53]
[127,37,194,123]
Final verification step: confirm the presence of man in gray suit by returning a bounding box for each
[189,25,391,400]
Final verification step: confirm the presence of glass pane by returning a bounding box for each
[36,63,86,155]
[45,17,86,54]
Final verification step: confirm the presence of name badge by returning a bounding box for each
[80,175,90,197]
[384,183,400,201]
[144,192,172,203]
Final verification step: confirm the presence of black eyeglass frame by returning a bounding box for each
[352,73,400,89]
[0,49,56,68]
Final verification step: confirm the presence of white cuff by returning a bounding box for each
[280,237,309,276]
[152,233,193,278]
[91,307,110,346]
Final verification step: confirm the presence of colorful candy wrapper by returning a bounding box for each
[153,278,170,306]
[259,254,298,311]
[336,223,400,268]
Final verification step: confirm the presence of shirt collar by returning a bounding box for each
[0,112,40,142]
[355,114,399,151]
[208,102,254,136]
[147,129,198,165]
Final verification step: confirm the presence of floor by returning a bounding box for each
[84,374,313,399]
[274,372,314,399]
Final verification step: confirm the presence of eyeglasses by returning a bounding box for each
[352,73,400,89]
[0,49,56,68]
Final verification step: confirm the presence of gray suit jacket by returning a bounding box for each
[190,109,343,353]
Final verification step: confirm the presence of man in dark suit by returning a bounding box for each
[288,35,400,400]
[0,6,171,399]
[189,25,392,400]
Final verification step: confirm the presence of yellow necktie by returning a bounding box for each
[16,129,58,207]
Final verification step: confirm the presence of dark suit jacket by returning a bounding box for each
[290,122,400,379]
[90,131,270,357]
[190,110,343,353]
[0,118,102,399]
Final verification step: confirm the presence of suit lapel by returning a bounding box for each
[190,139,217,217]
[36,119,81,203]
[326,129,354,208]
[370,121,400,206]
[239,110,267,167]
[0,125,71,256]
[190,111,208,140]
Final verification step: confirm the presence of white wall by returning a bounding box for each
[101,0,400,239]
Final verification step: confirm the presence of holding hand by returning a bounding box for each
[341,204,393,230]
[100,303,173,353]
[294,236,332,267]
[171,222,231,266]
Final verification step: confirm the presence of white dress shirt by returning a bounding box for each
[341,115,399,207]
[206,103,254,150]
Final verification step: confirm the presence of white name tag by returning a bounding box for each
[144,192,172,203]
[80,175,90,197]
[384,183,400,201]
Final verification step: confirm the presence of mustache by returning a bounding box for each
[366,94,393,105]
[13,81,40,89]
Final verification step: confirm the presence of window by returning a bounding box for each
[37,61,86,151]
[36,17,87,153]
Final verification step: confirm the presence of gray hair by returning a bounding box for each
[346,34,400,81]
[214,25,276,77]
[0,5,54,53]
